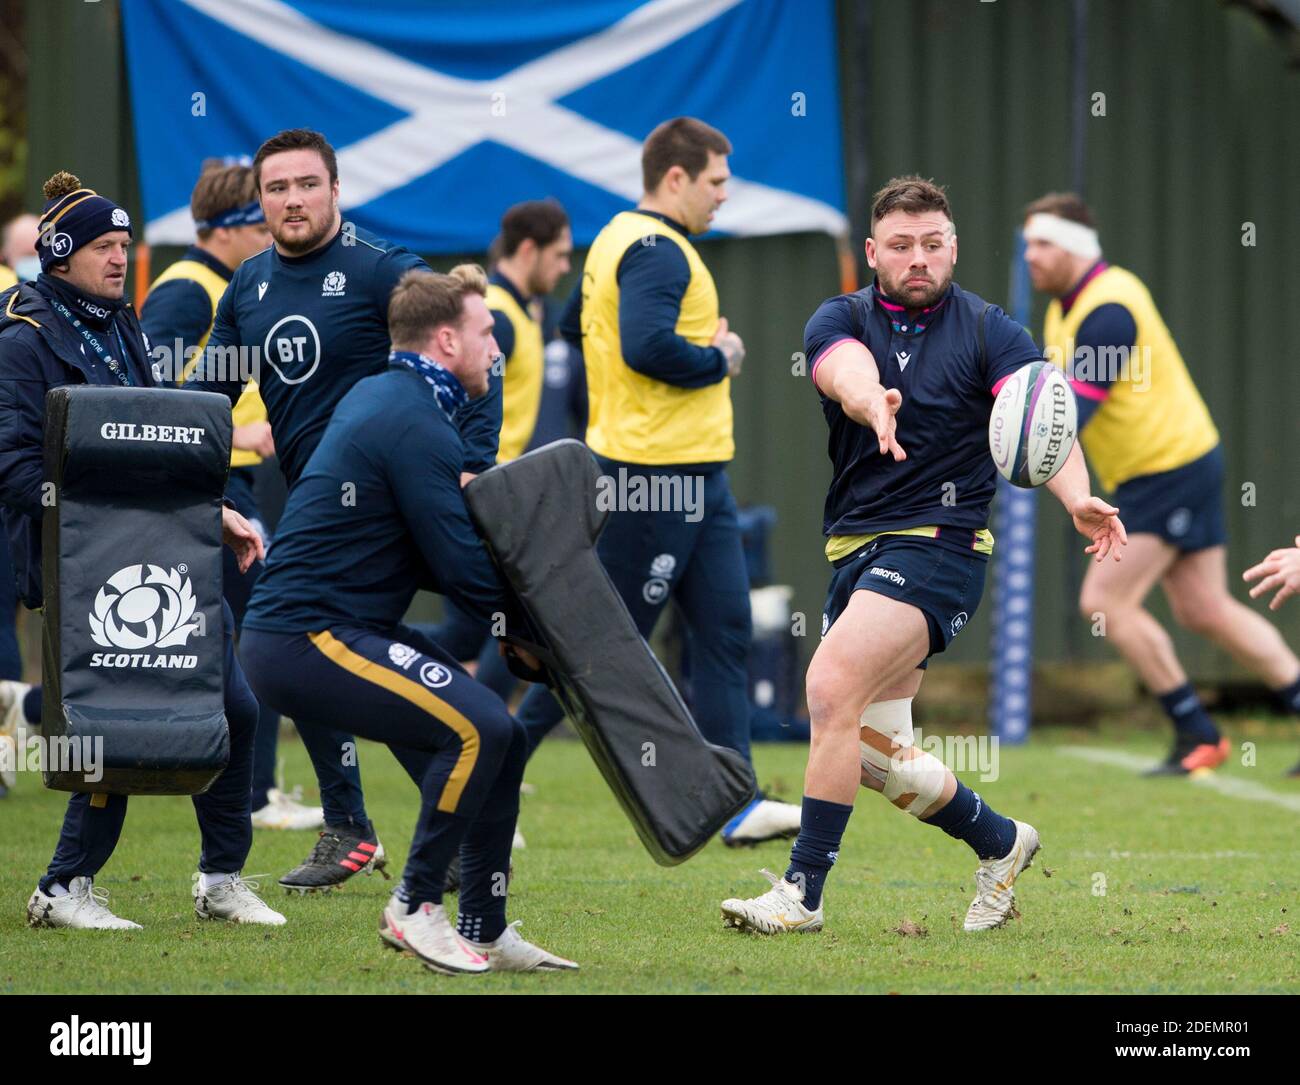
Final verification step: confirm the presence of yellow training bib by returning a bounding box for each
[1043,265,1217,492]
[581,211,732,465]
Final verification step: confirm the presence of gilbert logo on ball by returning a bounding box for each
[988,361,1078,488]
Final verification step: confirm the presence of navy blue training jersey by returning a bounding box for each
[193,225,497,484]
[804,281,1042,543]
[243,366,509,635]
[195,225,423,484]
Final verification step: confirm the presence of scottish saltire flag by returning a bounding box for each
[122,0,847,252]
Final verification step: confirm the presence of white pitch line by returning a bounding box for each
[1060,745,1300,814]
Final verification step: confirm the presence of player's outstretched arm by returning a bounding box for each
[814,342,906,461]
[1045,442,1127,562]
[1243,535,1300,610]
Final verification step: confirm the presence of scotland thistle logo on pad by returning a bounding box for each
[89,564,200,650]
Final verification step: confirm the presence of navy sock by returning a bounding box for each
[455,815,514,944]
[921,781,1017,860]
[22,686,40,725]
[456,909,507,944]
[1274,674,1300,716]
[1157,683,1219,744]
[783,796,853,911]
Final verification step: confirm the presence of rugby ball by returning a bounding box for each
[988,361,1077,488]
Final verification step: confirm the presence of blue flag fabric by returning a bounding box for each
[123,0,847,253]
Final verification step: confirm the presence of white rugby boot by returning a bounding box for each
[467,921,579,972]
[193,873,287,925]
[378,894,489,975]
[721,797,803,846]
[251,787,325,831]
[27,877,142,930]
[512,828,527,850]
[721,868,824,934]
[963,820,1041,931]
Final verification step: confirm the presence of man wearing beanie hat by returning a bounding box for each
[0,171,286,929]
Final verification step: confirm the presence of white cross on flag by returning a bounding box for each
[124,0,847,252]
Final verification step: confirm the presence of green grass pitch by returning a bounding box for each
[3,722,1298,994]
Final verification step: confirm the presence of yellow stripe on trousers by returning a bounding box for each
[307,630,479,813]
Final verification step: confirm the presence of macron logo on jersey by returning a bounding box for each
[896,351,911,371]
[257,281,268,301]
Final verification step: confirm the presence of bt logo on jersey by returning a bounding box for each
[263,315,322,385]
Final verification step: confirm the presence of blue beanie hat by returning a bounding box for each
[37,171,133,273]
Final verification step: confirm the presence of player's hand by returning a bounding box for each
[232,421,275,458]
[459,471,477,489]
[500,641,542,671]
[1243,536,1300,610]
[1070,496,1127,562]
[712,317,745,378]
[221,506,265,573]
[842,384,906,461]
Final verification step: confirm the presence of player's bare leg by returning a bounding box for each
[854,668,1038,932]
[1078,532,1183,690]
[721,590,924,934]
[1079,532,1228,774]
[804,590,931,806]
[722,589,1038,933]
[1162,546,1300,686]
[1164,545,1300,775]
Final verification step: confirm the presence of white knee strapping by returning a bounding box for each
[858,697,948,816]
[859,697,914,780]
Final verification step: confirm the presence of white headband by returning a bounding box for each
[1023,212,1101,259]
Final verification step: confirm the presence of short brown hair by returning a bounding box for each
[388,264,488,350]
[870,176,953,228]
[192,164,257,240]
[499,199,569,258]
[1023,191,1094,228]
[253,128,338,192]
[641,117,732,193]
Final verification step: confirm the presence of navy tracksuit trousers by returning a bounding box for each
[242,623,524,911]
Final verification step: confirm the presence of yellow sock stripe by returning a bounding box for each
[307,630,479,813]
